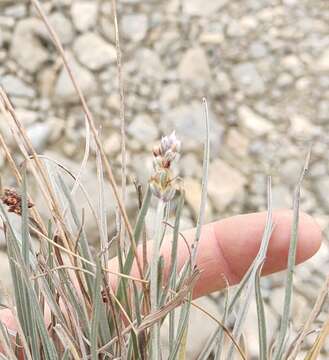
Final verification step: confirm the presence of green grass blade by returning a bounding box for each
[273,151,311,360]
[8,234,58,359]
[57,174,95,296]
[21,172,41,360]
[255,263,267,360]
[96,149,109,267]
[191,97,210,267]
[168,192,185,352]
[214,283,229,360]
[226,176,273,359]
[116,185,151,301]
[168,300,191,360]
[91,260,103,360]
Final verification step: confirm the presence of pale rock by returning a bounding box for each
[199,31,224,45]
[15,108,39,125]
[183,0,228,16]
[134,48,164,79]
[180,153,202,178]
[48,12,74,45]
[281,55,304,77]
[54,53,97,103]
[225,128,250,157]
[121,14,148,42]
[318,100,329,122]
[10,18,49,73]
[121,0,142,3]
[71,1,98,32]
[272,185,291,208]
[227,18,256,37]
[127,114,159,143]
[289,114,317,136]
[161,102,224,155]
[27,122,51,152]
[208,159,246,212]
[238,106,273,136]
[178,47,211,86]
[184,177,213,221]
[1,75,35,98]
[73,32,116,71]
[314,49,329,73]
[0,115,14,147]
[105,93,121,112]
[314,177,329,212]
[161,296,222,358]
[214,71,232,95]
[104,132,121,156]
[4,3,27,18]
[37,65,58,97]
[276,72,294,87]
[279,159,303,186]
[249,41,267,58]
[130,153,154,184]
[295,77,311,91]
[47,117,65,143]
[159,83,180,110]
[232,62,265,96]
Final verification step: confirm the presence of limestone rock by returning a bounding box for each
[183,0,228,16]
[48,12,74,45]
[71,1,98,32]
[10,18,49,73]
[27,122,51,152]
[232,62,265,96]
[121,14,148,42]
[314,49,329,73]
[54,53,97,103]
[208,159,246,212]
[183,177,213,221]
[2,75,35,98]
[238,106,273,136]
[161,102,223,155]
[73,32,116,71]
[127,114,159,143]
[178,47,211,86]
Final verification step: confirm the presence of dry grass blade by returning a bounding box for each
[30,224,147,284]
[191,97,210,266]
[287,276,329,359]
[190,302,247,360]
[303,316,329,360]
[111,0,128,255]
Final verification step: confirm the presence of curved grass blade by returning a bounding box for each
[303,316,329,360]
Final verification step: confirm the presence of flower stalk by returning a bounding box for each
[149,132,181,358]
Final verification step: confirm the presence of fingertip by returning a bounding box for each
[296,211,322,263]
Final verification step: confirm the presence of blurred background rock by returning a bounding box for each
[0,0,329,358]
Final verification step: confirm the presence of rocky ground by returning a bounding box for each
[0,0,329,358]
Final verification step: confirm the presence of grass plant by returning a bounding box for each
[0,0,328,359]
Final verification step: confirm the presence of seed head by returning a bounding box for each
[149,132,181,202]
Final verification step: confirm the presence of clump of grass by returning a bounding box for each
[0,0,329,359]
